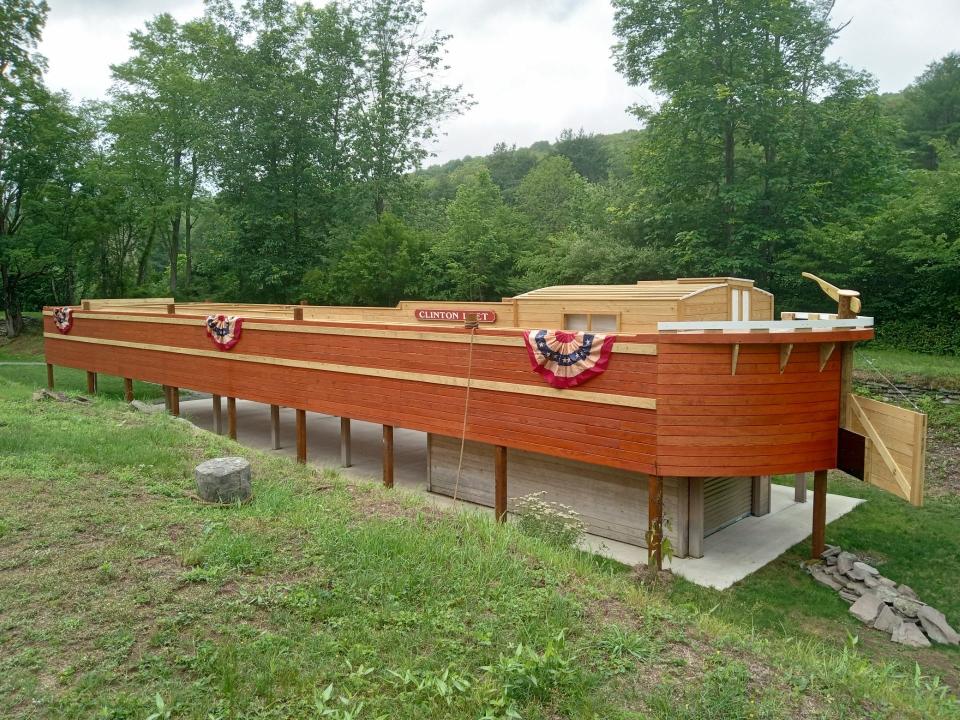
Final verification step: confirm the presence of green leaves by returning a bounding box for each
[611,0,901,293]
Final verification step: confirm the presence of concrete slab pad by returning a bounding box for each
[579,486,863,589]
[178,398,864,590]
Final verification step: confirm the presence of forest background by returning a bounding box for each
[2,0,959,354]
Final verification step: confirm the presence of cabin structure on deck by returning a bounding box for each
[42,275,926,568]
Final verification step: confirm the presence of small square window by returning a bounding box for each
[590,314,618,332]
[563,313,589,331]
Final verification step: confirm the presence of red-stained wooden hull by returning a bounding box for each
[42,310,873,477]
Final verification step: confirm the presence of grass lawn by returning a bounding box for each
[0,313,165,402]
[669,473,960,689]
[856,346,960,390]
[2,325,959,717]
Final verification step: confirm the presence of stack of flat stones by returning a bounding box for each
[809,546,960,648]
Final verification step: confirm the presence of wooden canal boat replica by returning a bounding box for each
[42,275,926,567]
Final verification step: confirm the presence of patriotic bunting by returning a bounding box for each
[522,329,616,389]
[53,307,74,334]
[205,315,244,350]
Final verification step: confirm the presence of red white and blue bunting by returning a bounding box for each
[53,307,74,334]
[205,315,244,351]
[522,330,616,389]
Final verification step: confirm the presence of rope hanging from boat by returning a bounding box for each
[451,316,479,502]
[860,354,922,411]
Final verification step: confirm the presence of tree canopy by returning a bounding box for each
[2,0,960,354]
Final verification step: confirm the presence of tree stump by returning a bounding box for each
[194,457,252,504]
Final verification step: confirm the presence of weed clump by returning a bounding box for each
[510,492,584,548]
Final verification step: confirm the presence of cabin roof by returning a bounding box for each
[512,277,754,301]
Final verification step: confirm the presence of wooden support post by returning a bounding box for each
[86,371,97,395]
[687,477,705,559]
[123,378,133,403]
[811,469,828,558]
[647,475,664,570]
[751,475,771,516]
[212,394,223,435]
[296,409,307,464]
[46,363,54,389]
[382,425,394,488]
[494,445,507,523]
[794,472,808,503]
[169,387,180,417]
[340,417,352,467]
[270,404,281,450]
[227,397,237,440]
[163,385,171,412]
[837,295,855,320]
[838,343,854,428]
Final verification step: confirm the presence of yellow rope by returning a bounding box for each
[452,325,477,502]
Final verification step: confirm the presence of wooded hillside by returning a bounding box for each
[2,0,959,353]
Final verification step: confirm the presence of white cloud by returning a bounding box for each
[826,0,960,92]
[41,0,203,102]
[424,0,651,163]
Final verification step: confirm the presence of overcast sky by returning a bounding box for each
[39,0,960,165]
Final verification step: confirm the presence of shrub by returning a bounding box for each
[871,319,960,356]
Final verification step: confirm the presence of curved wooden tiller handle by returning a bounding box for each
[801,272,862,317]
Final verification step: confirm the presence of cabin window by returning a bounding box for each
[563,314,590,331]
[731,288,741,321]
[590,314,618,332]
[742,290,751,320]
[562,313,618,332]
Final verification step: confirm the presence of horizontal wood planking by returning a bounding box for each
[41,310,658,355]
[517,299,680,333]
[844,394,926,506]
[44,312,858,478]
[656,342,841,476]
[45,333,657,473]
[60,317,658,397]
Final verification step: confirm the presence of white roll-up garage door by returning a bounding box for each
[703,476,753,536]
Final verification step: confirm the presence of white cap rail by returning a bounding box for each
[657,316,874,333]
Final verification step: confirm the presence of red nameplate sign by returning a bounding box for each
[414,309,497,323]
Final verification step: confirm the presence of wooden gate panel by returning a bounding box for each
[844,394,926,506]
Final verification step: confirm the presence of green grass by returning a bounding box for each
[669,473,960,685]
[3,318,960,716]
[2,366,958,716]
[857,347,960,390]
[0,313,165,401]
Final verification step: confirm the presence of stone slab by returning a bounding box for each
[810,566,844,591]
[850,593,883,624]
[892,622,931,648]
[917,606,960,645]
[837,552,856,575]
[873,605,902,634]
